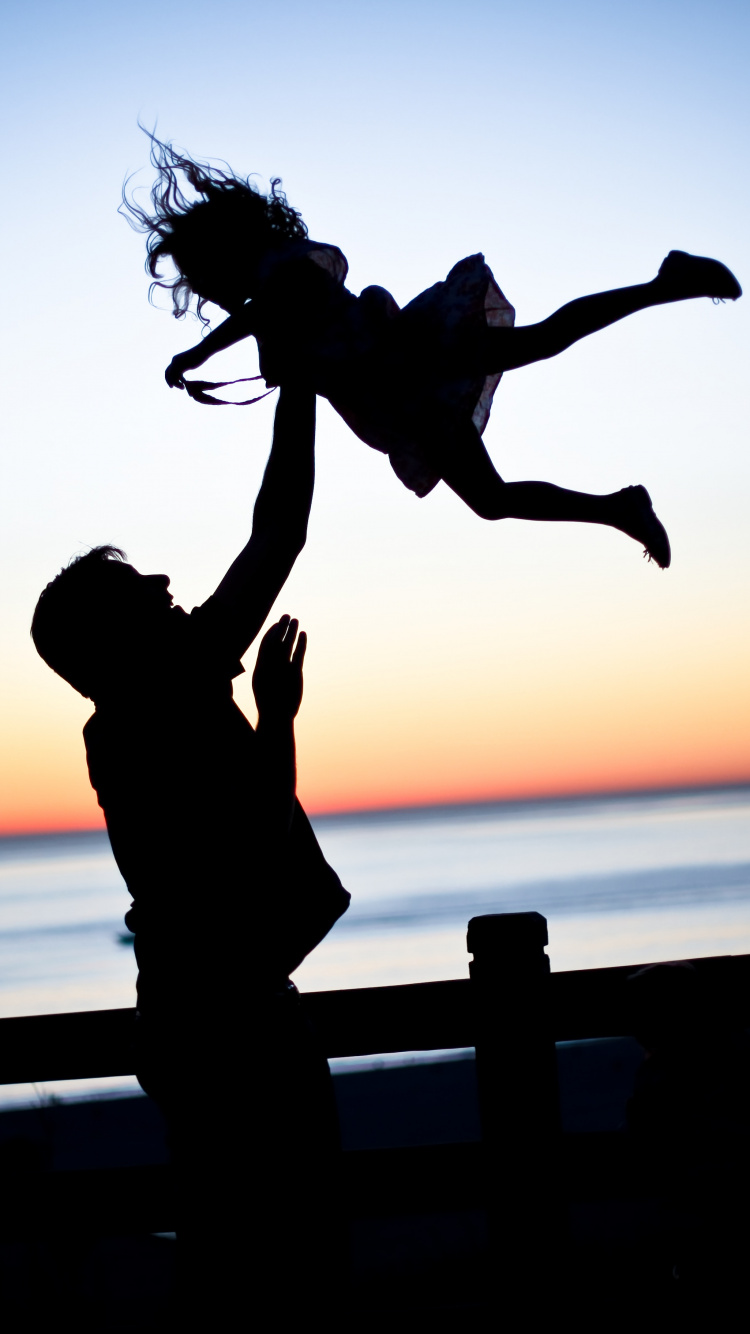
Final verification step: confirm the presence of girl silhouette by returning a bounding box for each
[124,135,742,568]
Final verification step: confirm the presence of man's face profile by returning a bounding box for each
[105,564,174,628]
[80,564,176,693]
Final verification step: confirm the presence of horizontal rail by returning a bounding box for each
[0,980,473,1087]
[1,952,748,1087]
[0,1007,137,1086]
[550,952,750,1040]
[303,978,473,1056]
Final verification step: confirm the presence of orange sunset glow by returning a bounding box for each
[4,578,749,834]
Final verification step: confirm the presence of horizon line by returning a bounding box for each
[2,775,749,842]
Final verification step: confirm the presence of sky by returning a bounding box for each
[0,0,749,833]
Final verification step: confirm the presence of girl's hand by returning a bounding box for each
[165,350,200,388]
[252,616,307,720]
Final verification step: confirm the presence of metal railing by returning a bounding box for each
[1,912,747,1244]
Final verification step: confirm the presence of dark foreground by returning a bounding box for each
[0,1037,738,1328]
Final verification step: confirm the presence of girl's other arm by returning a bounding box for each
[165,306,257,387]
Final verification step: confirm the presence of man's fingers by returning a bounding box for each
[257,621,286,662]
[292,630,307,669]
[281,618,299,656]
[264,616,290,644]
[258,616,305,668]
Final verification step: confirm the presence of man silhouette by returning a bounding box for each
[31,385,349,1323]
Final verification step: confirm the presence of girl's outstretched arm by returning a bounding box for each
[165,306,257,387]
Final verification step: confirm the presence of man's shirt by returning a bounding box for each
[84,598,349,1016]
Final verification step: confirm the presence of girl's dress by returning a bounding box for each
[253,240,515,498]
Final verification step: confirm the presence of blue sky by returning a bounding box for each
[1,0,749,825]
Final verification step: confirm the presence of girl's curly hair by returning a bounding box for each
[121,128,307,325]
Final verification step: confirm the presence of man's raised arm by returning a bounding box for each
[212,385,316,656]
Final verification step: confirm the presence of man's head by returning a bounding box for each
[32,547,174,699]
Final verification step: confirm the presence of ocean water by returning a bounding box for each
[1,785,750,1104]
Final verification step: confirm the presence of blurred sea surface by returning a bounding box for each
[1,785,749,1103]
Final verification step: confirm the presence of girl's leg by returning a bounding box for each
[430,420,671,567]
[483,250,742,373]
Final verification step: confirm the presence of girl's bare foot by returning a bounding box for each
[613,485,671,568]
[656,250,742,301]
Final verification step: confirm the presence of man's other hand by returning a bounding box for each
[252,616,307,720]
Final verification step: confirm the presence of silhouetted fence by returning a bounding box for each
[1,912,749,1241]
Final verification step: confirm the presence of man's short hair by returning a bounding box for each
[31,546,127,698]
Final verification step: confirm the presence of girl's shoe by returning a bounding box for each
[657,250,742,301]
[619,485,671,569]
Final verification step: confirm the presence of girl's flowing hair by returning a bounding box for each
[120,127,307,325]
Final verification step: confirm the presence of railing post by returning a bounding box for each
[468,912,562,1300]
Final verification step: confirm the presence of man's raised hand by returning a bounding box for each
[252,616,307,721]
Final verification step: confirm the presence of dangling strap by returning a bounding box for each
[182,375,274,407]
